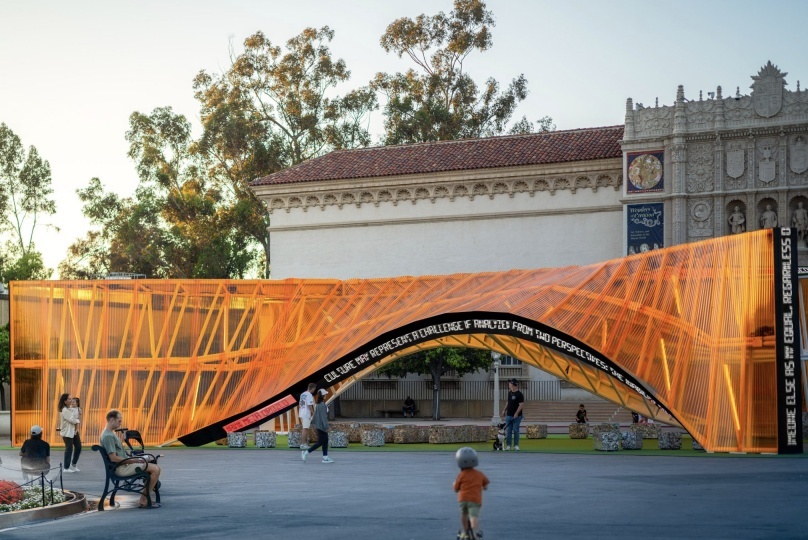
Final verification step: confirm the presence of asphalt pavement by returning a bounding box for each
[1,443,806,539]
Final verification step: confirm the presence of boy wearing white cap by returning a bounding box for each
[20,425,50,476]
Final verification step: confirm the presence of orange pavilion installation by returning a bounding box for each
[9,229,804,453]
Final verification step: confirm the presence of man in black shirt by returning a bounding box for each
[500,379,525,451]
[20,425,50,479]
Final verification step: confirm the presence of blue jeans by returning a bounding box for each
[505,415,522,447]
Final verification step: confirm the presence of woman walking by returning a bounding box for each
[57,393,82,472]
[301,389,333,463]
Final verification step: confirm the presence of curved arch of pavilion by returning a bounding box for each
[9,229,803,453]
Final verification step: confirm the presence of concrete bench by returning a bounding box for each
[526,424,548,439]
[254,430,276,448]
[569,423,589,439]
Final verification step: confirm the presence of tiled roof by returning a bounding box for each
[251,125,625,186]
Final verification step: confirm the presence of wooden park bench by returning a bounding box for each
[92,445,161,510]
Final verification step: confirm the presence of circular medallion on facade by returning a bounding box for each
[628,154,663,190]
[691,201,711,221]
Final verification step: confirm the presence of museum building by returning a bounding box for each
[252,61,808,276]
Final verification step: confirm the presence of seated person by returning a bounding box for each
[402,396,416,418]
[100,409,162,508]
[20,425,50,477]
[575,404,588,424]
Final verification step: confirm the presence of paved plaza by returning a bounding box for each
[1,444,806,539]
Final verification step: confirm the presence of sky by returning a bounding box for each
[1,0,807,277]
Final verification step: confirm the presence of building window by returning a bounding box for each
[499,355,522,366]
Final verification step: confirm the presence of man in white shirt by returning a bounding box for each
[298,383,316,450]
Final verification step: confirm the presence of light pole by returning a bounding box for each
[491,352,501,425]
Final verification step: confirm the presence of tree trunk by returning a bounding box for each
[0,385,4,411]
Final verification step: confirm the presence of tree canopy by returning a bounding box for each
[61,27,376,279]
[192,26,377,277]
[372,0,550,144]
[0,123,55,281]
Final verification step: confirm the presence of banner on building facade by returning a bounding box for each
[773,228,804,453]
[626,150,664,193]
[627,203,664,255]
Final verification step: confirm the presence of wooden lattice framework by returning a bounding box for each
[10,230,803,453]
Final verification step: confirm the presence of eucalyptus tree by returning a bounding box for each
[372,0,550,144]
[0,123,55,280]
[193,26,377,277]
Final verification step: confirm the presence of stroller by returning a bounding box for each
[492,422,507,451]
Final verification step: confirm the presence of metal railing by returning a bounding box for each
[339,380,561,401]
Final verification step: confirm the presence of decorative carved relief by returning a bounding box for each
[724,96,753,122]
[756,138,779,186]
[574,176,590,194]
[790,135,808,174]
[552,178,571,194]
[782,91,808,115]
[266,174,622,212]
[725,141,745,179]
[595,175,612,192]
[686,100,714,129]
[638,107,672,134]
[471,184,488,200]
[686,143,714,192]
[688,199,713,237]
[450,186,467,201]
[751,61,786,118]
[671,144,686,163]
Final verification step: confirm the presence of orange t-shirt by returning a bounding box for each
[453,468,489,504]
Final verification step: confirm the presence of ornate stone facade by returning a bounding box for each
[624,61,808,263]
